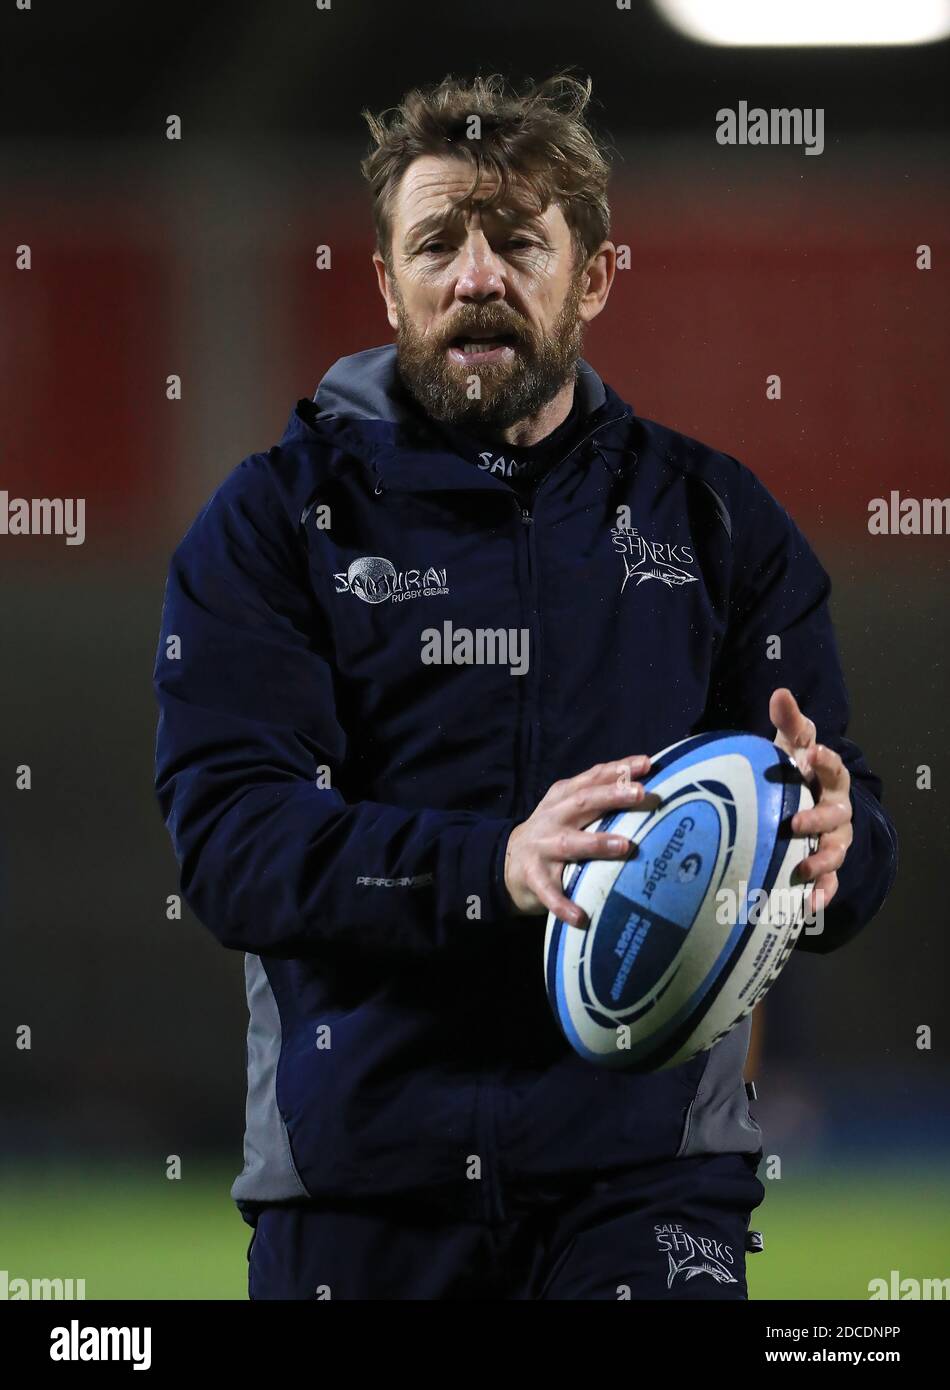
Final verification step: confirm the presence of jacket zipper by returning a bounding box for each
[514,499,536,823]
[510,412,629,821]
[496,412,632,1221]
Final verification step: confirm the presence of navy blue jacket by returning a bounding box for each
[153,344,898,1222]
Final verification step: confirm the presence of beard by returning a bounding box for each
[392,270,587,433]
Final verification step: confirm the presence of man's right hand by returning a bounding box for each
[503,756,661,928]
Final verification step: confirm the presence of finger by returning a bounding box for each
[557,755,652,795]
[791,800,852,836]
[539,828,637,865]
[794,841,848,883]
[563,780,661,827]
[770,688,816,754]
[808,872,838,913]
[526,862,589,929]
[804,743,850,795]
[607,756,653,790]
[539,758,649,808]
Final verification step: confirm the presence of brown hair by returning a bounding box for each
[360,71,612,272]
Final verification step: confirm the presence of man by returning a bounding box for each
[153,72,898,1300]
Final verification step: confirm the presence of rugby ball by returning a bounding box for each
[543,731,818,1071]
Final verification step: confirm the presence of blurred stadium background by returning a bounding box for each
[1,1,948,1298]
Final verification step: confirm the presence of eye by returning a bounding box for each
[420,240,451,254]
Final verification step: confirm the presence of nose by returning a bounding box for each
[453,229,505,304]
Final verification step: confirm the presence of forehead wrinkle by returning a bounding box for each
[403,198,552,247]
[395,158,550,242]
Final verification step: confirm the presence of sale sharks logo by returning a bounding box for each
[655,1224,738,1289]
[611,525,698,593]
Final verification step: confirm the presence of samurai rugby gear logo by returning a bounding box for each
[611,525,698,592]
[334,555,449,605]
[655,1224,738,1289]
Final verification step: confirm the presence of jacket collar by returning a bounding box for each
[286,343,633,494]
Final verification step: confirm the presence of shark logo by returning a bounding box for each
[666,1250,738,1289]
[621,555,697,591]
[611,526,699,594]
[655,1224,738,1289]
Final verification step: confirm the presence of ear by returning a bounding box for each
[373,251,400,332]
[577,241,617,326]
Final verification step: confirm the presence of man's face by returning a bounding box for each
[373,154,613,431]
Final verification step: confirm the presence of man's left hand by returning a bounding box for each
[770,687,853,912]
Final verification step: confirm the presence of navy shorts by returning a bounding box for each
[246,1151,765,1301]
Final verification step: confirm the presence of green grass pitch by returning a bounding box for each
[1,1163,945,1300]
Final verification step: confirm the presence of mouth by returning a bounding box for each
[446,332,519,366]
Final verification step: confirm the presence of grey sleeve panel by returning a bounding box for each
[230,953,310,1204]
[677,1015,762,1157]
